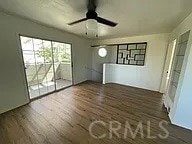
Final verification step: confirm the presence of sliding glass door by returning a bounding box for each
[52,42,72,90]
[20,36,73,99]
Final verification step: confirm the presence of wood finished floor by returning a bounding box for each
[0,81,192,144]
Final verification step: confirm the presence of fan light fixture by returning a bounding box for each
[86,19,98,38]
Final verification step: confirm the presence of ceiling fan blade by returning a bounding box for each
[97,17,118,27]
[68,18,87,25]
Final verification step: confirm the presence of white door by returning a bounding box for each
[160,40,177,94]
[167,31,190,102]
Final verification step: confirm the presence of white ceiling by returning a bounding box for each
[0,0,192,39]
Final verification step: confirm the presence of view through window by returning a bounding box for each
[20,36,72,99]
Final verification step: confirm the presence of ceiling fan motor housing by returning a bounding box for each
[86,11,98,20]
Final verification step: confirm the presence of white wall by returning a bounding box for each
[92,34,169,91]
[91,45,116,82]
[165,12,192,130]
[0,12,91,114]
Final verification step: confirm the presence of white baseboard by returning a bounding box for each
[163,94,174,122]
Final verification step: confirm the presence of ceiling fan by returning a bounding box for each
[68,0,118,37]
[68,0,118,27]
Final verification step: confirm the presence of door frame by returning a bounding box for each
[18,34,74,101]
[160,39,177,93]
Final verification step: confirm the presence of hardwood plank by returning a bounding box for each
[0,81,192,144]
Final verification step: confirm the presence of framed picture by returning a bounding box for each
[116,42,147,66]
